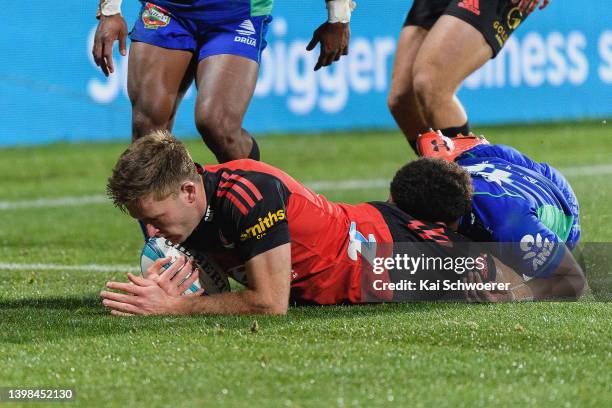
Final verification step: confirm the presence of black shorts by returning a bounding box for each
[404,0,528,57]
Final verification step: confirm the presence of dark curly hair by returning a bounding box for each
[390,158,473,224]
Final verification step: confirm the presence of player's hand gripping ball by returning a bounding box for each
[140,237,230,295]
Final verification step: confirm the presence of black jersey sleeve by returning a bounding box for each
[216,171,291,262]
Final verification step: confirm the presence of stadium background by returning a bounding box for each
[1,1,611,145]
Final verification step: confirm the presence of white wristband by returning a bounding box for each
[101,0,122,16]
[326,0,356,24]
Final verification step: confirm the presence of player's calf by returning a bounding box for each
[412,69,471,139]
[387,86,429,152]
[195,111,258,162]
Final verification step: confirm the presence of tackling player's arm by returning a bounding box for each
[306,0,356,71]
[466,216,586,302]
[92,0,128,76]
[510,249,585,301]
[510,216,585,300]
[465,251,585,302]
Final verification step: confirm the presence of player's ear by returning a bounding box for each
[180,181,197,203]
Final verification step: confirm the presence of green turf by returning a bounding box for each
[0,122,611,407]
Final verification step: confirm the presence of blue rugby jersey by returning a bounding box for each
[130,1,273,63]
[456,144,580,278]
[146,0,274,19]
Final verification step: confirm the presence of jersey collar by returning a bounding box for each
[195,162,215,222]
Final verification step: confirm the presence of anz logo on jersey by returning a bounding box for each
[520,233,555,272]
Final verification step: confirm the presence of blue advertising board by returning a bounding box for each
[0,1,610,145]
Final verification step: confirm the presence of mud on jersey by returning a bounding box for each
[181,160,471,305]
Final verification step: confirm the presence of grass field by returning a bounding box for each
[1,122,611,407]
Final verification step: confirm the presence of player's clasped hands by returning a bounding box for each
[511,0,550,14]
[100,256,204,316]
[144,256,203,297]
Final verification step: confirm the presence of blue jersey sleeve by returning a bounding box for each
[502,212,567,278]
[469,192,566,278]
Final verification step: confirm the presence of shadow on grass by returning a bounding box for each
[0,293,474,316]
[0,294,482,345]
[0,294,103,311]
[288,301,476,319]
[10,293,579,349]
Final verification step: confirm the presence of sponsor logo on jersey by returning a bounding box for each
[142,3,171,29]
[458,0,480,16]
[493,20,509,47]
[494,7,523,47]
[240,209,285,241]
[234,19,257,47]
[204,205,214,222]
[520,233,554,272]
[347,221,377,262]
[506,7,523,30]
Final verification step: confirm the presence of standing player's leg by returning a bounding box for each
[128,42,194,140]
[193,54,259,162]
[127,42,195,241]
[411,14,492,139]
[388,26,429,152]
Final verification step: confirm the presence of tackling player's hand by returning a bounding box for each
[306,22,350,71]
[463,271,514,303]
[92,14,128,77]
[512,0,550,14]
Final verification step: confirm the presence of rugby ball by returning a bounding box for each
[140,237,231,295]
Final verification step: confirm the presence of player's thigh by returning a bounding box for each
[193,14,270,127]
[194,54,259,126]
[413,15,492,93]
[389,25,429,99]
[127,41,194,120]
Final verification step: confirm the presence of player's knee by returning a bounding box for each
[387,86,414,118]
[195,111,243,160]
[195,110,240,141]
[131,110,170,141]
[412,68,447,107]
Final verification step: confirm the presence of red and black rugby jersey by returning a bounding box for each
[181,159,468,305]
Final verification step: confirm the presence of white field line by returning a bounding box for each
[0,263,139,273]
[0,195,108,210]
[0,163,610,211]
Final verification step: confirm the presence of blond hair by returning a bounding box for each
[106,130,199,212]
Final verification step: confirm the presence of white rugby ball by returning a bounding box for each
[140,237,230,295]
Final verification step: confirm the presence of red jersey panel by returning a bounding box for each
[183,160,458,305]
